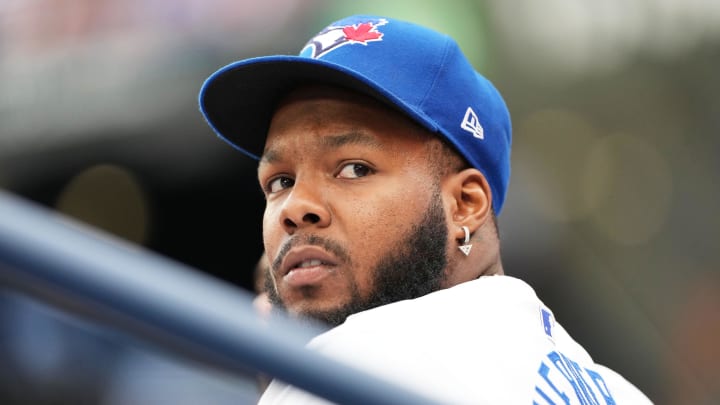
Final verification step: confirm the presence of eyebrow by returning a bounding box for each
[323,131,381,149]
[260,131,381,164]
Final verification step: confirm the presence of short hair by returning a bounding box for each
[424,135,470,179]
[422,132,500,235]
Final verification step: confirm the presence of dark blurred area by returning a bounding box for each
[1,1,718,404]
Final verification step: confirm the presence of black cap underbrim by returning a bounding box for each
[198,55,435,161]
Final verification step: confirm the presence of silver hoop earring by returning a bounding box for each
[459,226,472,256]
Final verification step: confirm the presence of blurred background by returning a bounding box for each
[1,0,718,404]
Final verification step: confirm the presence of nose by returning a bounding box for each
[279,181,330,234]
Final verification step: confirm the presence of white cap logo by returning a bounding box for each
[460,107,484,139]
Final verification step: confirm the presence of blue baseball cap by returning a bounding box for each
[199,15,512,214]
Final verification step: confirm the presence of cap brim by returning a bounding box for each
[198,55,437,160]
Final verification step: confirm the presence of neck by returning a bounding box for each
[481,258,504,277]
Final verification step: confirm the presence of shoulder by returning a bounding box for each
[315,275,546,346]
[333,275,540,325]
[303,276,556,402]
[267,275,653,404]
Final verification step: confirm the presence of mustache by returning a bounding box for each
[271,234,351,272]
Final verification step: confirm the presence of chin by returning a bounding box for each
[285,299,351,327]
[289,299,341,314]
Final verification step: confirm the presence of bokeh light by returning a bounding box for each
[55,164,149,245]
[584,133,673,246]
[514,108,600,222]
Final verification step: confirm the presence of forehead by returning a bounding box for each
[263,85,429,155]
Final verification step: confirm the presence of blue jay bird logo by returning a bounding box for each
[300,18,388,59]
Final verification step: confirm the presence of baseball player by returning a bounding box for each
[199,14,653,404]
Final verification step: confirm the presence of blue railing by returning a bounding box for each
[0,189,441,405]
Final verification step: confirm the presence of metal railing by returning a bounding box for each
[0,189,441,405]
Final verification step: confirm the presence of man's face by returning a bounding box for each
[258,85,451,326]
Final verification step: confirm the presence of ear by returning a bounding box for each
[445,168,492,239]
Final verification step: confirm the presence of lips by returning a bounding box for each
[279,246,338,286]
[280,246,338,276]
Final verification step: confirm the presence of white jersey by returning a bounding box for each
[258,275,653,404]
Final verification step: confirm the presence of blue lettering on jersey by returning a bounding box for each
[534,351,617,405]
[586,368,616,405]
[538,362,571,403]
[540,307,554,339]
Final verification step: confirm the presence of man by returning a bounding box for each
[199,14,653,404]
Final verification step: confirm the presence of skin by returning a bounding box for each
[257,85,503,327]
[252,252,273,318]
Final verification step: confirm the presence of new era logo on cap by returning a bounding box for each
[461,107,484,139]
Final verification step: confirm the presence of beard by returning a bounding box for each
[265,191,449,328]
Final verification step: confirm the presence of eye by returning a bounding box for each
[267,176,295,193]
[337,162,373,179]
